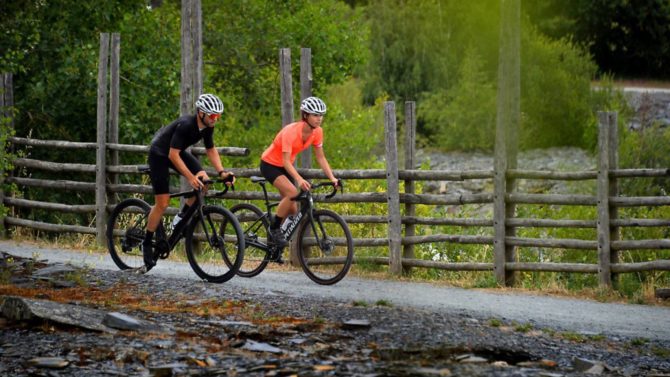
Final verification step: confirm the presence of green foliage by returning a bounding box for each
[520,29,597,149]
[619,125,670,196]
[364,0,601,152]
[363,0,499,103]
[527,0,670,79]
[0,1,43,74]
[116,5,182,147]
[418,47,496,151]
[581,76,633,151]
[5,0,146,142]
[204,0,369,130]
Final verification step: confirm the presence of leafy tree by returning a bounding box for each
[364,0,598,151]
[363,0,499,104]
[418,47,496,151]
[525,0,670,79]
[203,0,369,130]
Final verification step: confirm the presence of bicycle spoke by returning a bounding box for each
[107,199,151,270]
[297,209,353,285]
[185,206,244,283]
[230,203,271,277]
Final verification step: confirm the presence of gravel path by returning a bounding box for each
[1,239,670,376]
[1,239,668,342]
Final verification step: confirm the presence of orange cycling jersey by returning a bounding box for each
[261,120,323,167]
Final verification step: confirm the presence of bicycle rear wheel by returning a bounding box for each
[185,205,244,283]
[297,209,354,285]
[229,203,271,277]
[107,198,151,270]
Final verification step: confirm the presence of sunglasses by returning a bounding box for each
[207,113,221,120]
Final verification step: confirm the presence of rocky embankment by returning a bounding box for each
[1,251,669,376]
[419,147,595,200]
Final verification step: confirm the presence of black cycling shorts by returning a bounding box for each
[260,160,295,185]
[148,150,203,195]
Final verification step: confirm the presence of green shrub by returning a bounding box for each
[418,47,496,151]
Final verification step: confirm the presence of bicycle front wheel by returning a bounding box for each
[107,198,151,270]
[297,209,354,285]
[185,205,244,283]
[229,203,271,277]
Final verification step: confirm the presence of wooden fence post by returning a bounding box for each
[279,47,299,265]
[403,101,417,274]
[299,47,312,169]
[493,0,520,286]
[95,33,110,246]
[0,72,14,237]
[597,111,613,288]
[279,48,294,128]
[385,102,402,275]
[180,0,194,116]
[192,0,203,98]
[108,33,120,200]
[608,112,620,286]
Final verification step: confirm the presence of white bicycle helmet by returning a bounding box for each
[300,96,327,115]
[195,93,224,114]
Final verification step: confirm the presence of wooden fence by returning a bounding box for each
[2,106,670,289]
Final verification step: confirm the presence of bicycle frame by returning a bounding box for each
[156,179,233,255]
[245,179,338,252]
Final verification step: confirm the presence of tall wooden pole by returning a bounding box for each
[300,48,313,169]
[493,0,520,286]
[403,101,417,274]
[279,48,294,128]
[95,33,110,245]
[385,102,402,275]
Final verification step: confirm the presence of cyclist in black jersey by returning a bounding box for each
[142,93,235,270]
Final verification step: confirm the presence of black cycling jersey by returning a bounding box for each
[150,114,214,156]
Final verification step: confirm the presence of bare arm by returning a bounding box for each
[314,147,338,186]
[206,147,235,184]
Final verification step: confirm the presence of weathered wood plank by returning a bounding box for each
[385,102,402,275]
[507,169,597,180]
[4,217,95,234]
[4,197,96,213]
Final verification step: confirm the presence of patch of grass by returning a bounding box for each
[62,268,89,287]
[513,321,533,333]
[352,300,368,307]
[630,338,649,347]
[375,299,392,307]
[588,333,606,341]
[543,328,557,337]
[560,331,586,343]
[651,346,670,358]
[488,318,502,327]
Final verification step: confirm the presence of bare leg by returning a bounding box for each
[273,175,298,218]
[147,194,170,232]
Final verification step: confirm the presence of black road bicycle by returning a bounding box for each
[106,167,244,283]
[228,176,353,285]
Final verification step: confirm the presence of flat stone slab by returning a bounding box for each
[1,296,114,333]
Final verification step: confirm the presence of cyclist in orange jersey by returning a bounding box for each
[260,96,339,249]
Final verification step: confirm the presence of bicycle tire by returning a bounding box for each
[107,198,151,270]
[228,203,271,277]
[297,209,354,285]
[185,205,244,283]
